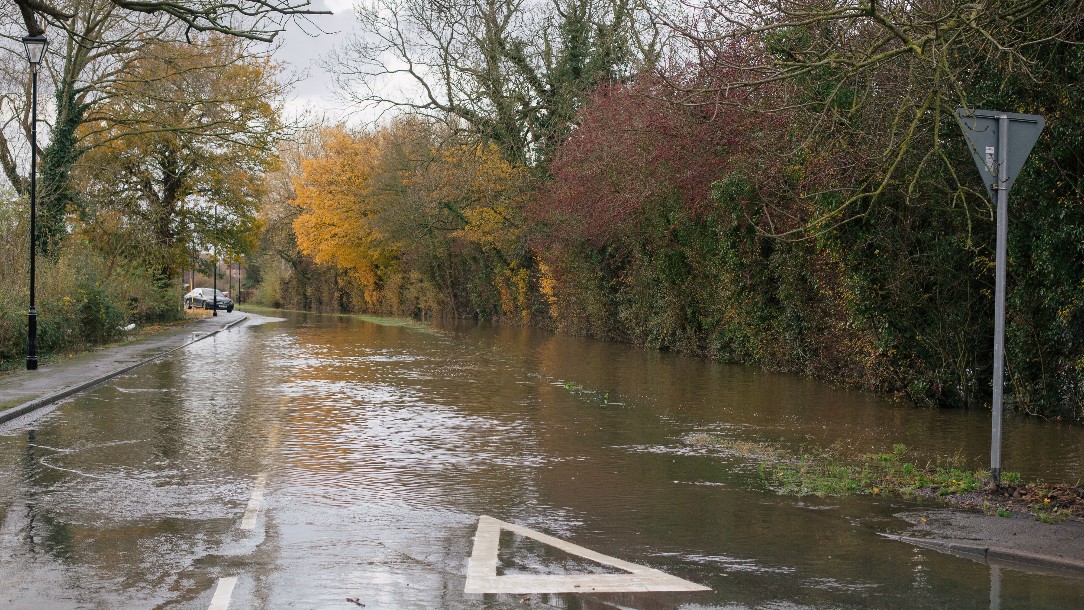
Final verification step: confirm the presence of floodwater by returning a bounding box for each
[1,311,1083,609]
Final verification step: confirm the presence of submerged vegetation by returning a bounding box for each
[687,434,1084,523]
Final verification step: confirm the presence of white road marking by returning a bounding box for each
[239,472,268,530]
[464,516,711,594]
[207,576,238,610]
[238,401,286,531]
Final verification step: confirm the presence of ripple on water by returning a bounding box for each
[278,394,550,510]
[657,552,797,576]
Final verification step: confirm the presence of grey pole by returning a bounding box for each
[990,114,1009,486]
[956,108,1043,489]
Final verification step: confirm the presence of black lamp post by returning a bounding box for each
[23,34,47,371]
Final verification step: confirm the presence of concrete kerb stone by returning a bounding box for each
[986,546,1084,573]
[890,535,1084,576]
[0,315,249,426]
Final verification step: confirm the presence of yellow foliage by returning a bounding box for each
[423,142,528,251]
[537,260,559,319]
[293,127,398,302]
[290,120,532,316]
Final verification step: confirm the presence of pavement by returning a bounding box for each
[889,508,1084,578]
[0,311,248,426]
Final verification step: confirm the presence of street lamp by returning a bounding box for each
[23,34,47,371]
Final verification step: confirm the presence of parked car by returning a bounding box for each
[184,287,234,312]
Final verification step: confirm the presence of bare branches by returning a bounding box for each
[333,0,655,164]
[12,0,329,40]
[656,0,1083,239]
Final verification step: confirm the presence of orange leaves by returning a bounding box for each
[292,127,393,297]
[288,120,533,320]
[291,121,532,311]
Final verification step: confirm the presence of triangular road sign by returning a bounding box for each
[955,109,1044,201]
[463,515,711,594]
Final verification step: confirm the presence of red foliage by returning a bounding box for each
[534,75,748,243]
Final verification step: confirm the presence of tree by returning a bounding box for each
[663,0,1084,233]
[0,0,176,253]
[538,75,745,244]
[76,36,283,280]
[292,125,397,307]
[286,117,534,317]
[0,0,328,254]
[658,0,1084,415]
[12,0,327,41]
[334,0,656,164]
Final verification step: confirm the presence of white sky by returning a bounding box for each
[273,0,360,125]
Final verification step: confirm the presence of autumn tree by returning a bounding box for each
[652,1,1084,414]
[375,121,532,317]
[662,0,1084,231]
[291,125,396,308]
[0,0,183,253]
[76,36,284,280]
[286,116,534,317]
[255,131,331,310]
[0,0,331,255]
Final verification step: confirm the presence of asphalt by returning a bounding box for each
[1,309,1083,581]
[0,311,248,426]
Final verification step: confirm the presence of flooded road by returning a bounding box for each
[2,311,1083,609]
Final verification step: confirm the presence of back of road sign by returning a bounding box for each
[955,109,1044,201]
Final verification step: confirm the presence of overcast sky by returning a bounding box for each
[273,0,359,124]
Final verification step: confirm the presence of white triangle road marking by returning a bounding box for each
[464,515,711,594]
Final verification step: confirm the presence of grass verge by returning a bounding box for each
[687,433,1084,523]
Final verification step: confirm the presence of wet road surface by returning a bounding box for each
[2,312,1084,609]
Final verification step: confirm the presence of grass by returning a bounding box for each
[0,310,202,375]
[560,381,614,405]
[691,435,994,497]
[687,433,1083,523]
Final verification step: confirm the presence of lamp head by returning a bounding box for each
[21,35,47,67]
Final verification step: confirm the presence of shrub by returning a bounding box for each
[75,283,125,344]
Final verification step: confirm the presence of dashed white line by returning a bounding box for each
[207,576,238,610]
[239,472,268,530]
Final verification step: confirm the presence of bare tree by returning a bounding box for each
[12,0,328,40]
[333,0,660,164]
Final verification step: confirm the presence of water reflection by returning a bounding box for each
[0,312,1081,608]
[21,429,69,562]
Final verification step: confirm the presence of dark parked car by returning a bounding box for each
[184,287,234,312]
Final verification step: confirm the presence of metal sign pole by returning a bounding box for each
[955,108,1043,488]
[990,115,1009,485]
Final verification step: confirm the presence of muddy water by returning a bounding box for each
[1,311,1083,609]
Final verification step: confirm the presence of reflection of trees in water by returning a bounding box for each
[22,428,75,563]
